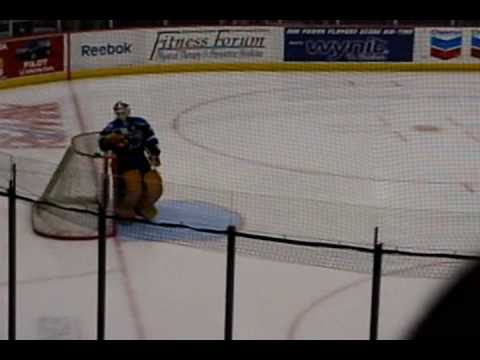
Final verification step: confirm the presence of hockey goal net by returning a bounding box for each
[32,132,116,240]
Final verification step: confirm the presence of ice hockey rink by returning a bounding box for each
[1,70,480,339]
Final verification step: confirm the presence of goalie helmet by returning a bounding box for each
[113,101,131,120]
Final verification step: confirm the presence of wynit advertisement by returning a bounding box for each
[149,28,277,63]
[0,34,64,79]
[284,28,415,62]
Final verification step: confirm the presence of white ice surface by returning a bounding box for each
[2,71,480,339]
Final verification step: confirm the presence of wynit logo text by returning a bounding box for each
[81,42,132,57]
[304,38,387,60]
[150,29,267,60]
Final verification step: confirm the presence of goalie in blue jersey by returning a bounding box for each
[99,101,163,221]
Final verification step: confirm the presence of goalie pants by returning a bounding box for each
[115,169,163,218]
[115,153,152,174]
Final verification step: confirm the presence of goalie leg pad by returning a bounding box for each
[136,170,163,220]
[141,170,163,206]
[116,169,143,218]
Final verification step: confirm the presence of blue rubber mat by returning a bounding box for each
[118,200,241,242]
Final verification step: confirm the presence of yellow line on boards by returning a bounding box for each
[1,62,480,91]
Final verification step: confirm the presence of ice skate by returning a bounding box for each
[136,205,158,221]
[116,206,137,224]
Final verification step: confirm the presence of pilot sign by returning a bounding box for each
[1,34,64,78]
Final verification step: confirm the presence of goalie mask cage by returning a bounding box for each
[32,132,116,240]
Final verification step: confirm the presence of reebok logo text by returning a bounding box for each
[81,42,132,56]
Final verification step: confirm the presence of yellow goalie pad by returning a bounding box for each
[115,169,164,220]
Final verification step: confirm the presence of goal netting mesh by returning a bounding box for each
[32,132,115,240]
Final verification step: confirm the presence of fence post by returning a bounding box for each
[224,225,237,340]
[8,162,16,340]
[369,227,383,340]
[97,159,109,340]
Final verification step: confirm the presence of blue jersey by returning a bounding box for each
[99,116,160,173]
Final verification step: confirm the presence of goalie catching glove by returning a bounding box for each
[102,132,129,151]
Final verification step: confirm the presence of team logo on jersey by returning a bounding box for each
[430,30,462,60]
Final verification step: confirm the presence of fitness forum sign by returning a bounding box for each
[148,28,280,63]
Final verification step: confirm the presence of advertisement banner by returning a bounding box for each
[0,42,7,79]
[284,27,415,62]
[148,27,281,64]
[70,29,148,70]
[413,28,480,63]
[0,34,64,78]
[430,30,462,60]
[470,30,480,59]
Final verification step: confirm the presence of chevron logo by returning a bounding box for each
[430,30,462,60]
[471,30,480,59]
